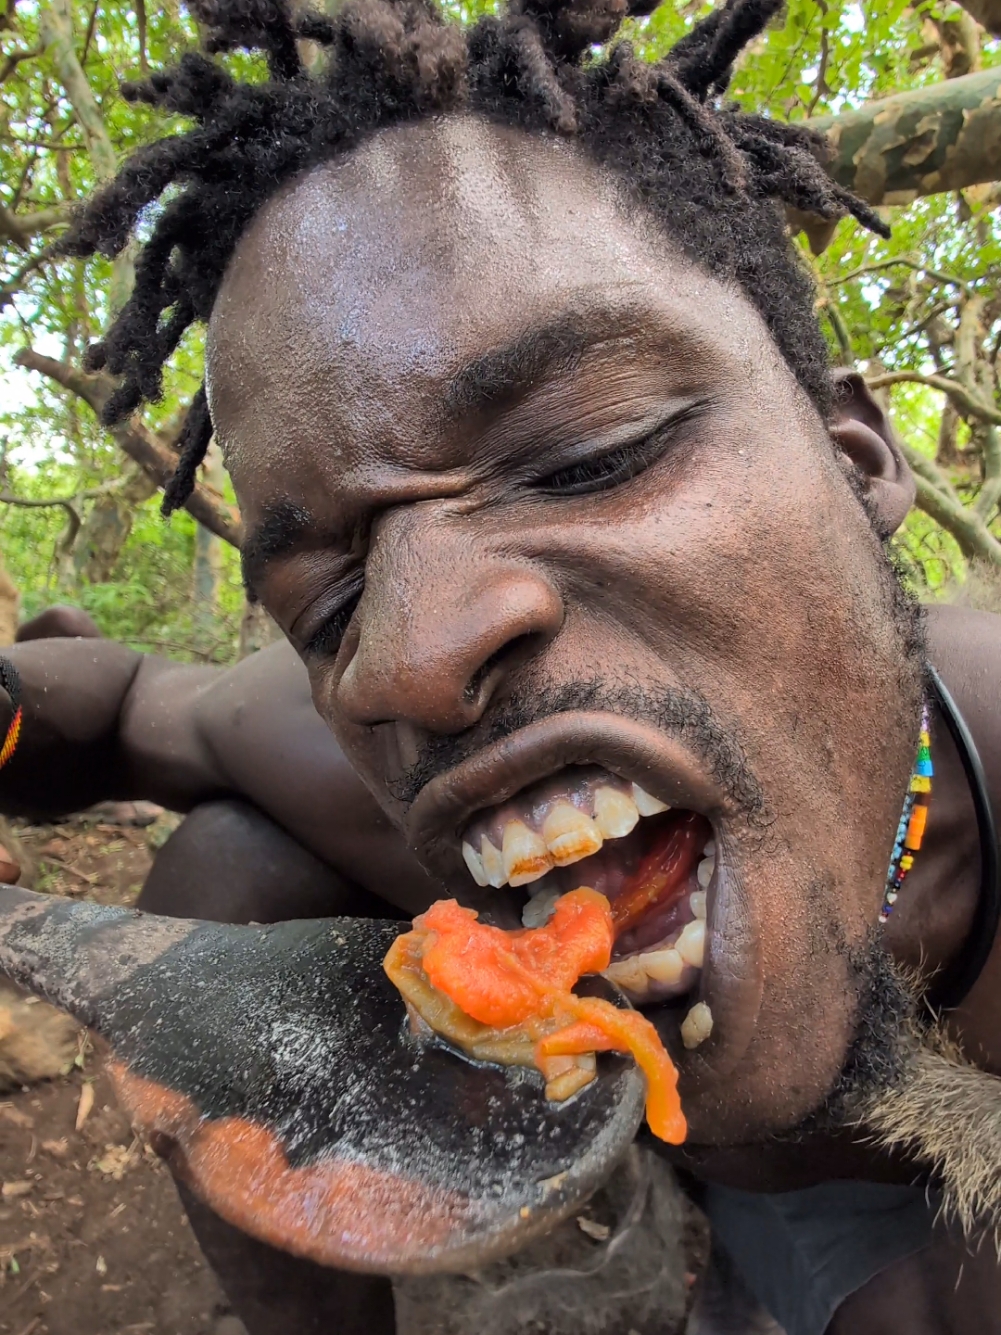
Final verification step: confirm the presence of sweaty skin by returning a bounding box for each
[1,604,999,1333]
[3,115,1001,1333]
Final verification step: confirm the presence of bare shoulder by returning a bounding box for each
[925,603,1001,704]
[924,602,1001,789]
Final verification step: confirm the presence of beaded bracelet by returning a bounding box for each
[0,656,22,770]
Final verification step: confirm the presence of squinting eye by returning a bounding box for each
[532,402,707,498]
[535,442,656,496]
[304,586,363,658]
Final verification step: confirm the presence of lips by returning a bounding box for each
[403,711,765,1093]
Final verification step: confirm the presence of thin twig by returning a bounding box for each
[866,370,1001,426]
[79,0,98,66]
[830,256,974,294]
[42,855,98,886]
[0,244,57,311]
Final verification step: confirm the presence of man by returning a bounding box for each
[7,0,1001,1330]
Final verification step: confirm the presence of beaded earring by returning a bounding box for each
[880,702,932,924]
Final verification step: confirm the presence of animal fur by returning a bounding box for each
[852,1020,1001,1245]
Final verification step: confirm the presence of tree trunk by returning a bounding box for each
[73,465,157,584]
[38,0,133,310]
[0,555,20,646]
[192,444,226,647]
[238,600,283,659]
[807,67,1001,205]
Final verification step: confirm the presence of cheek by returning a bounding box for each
[531,438,877,723]
[533,452,902,917]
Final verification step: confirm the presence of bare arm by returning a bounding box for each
[0,635,441,913]
[0,637,229,817]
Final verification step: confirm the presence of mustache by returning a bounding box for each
[388,677,766,817]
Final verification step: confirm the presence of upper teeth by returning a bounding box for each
[675,918,705,969]
[593,786,640,838]
[542,802,603,866]
[631,783,670,817]
[502,820,553,887]
[461,841,490,887]
[461,783,670,890]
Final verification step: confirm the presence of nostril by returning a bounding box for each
[463,632,542,707]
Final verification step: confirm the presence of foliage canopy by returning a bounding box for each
[2,0,1001,659]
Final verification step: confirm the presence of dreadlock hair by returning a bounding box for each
[61,0,888,518]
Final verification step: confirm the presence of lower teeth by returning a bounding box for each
[522,885,561,928]
[524,879,707,1001]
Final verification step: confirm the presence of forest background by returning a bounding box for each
[3,0,1001,665]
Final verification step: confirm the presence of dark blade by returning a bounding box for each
[0,887,644,1274]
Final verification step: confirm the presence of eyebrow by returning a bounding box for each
[241,499,314,599]
[442,308,634,421]
[241,304,649,593]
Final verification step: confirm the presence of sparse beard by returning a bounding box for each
[770,933,921,1144]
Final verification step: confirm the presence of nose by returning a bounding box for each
[336,507,564,733]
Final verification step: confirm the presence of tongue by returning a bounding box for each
[607,811,703,937]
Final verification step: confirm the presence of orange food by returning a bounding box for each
[383,887,686,1144]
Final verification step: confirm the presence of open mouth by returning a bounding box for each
[458,764,715,1051]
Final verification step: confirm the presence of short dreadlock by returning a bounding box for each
[61,0,888,517]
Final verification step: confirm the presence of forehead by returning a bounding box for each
[207,114,785,511]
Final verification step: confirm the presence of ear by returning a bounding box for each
[828,370,915,538]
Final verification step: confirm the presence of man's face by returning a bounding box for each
[208,115,921,1145]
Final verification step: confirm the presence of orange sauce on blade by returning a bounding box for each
[384,887,686,1144]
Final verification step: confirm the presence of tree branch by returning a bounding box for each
[37,0,115,181]
[975,425,1001,521]
[13,348,244,548]
[37,0,132,308]
[0,243,56,310]
[134,0,148,73]
[866,369,1001,425]
[816,296,853,365]
[827,256,972,293]
[0,42,41,83]
[0,491,81,549]
[807,67,1001,205]
[0,491,79,511]
[0,200,72,249]
[898,441,1001,565]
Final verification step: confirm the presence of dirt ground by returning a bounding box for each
[0,814,237,1335]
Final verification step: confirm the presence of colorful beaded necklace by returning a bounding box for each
[879,701,933,924]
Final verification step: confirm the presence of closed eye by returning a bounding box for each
[532,400,709,497]
[303,583,364,658]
